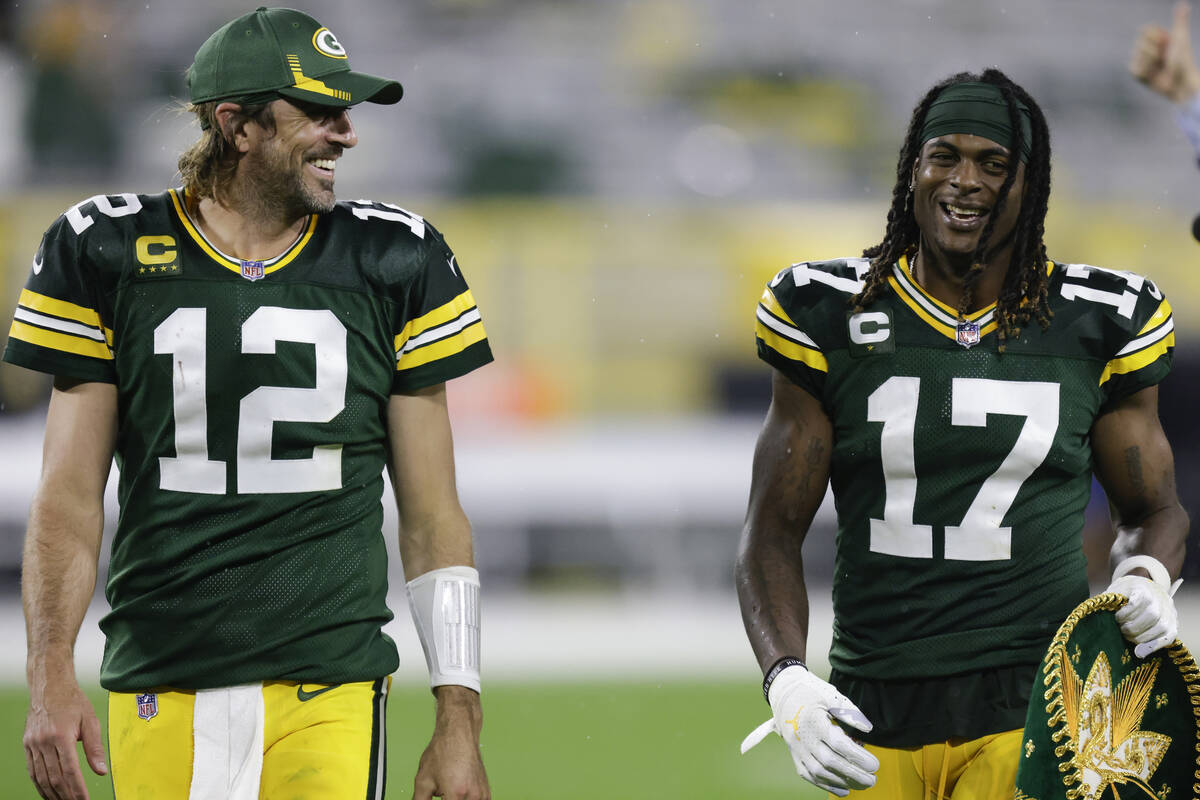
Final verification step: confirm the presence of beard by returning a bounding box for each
[243,141,338,218]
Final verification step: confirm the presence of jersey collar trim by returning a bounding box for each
[888,254,999,342]
[168,189,318,276]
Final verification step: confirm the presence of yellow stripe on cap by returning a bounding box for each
[9,320,114,360]
[397,319,487,371]
[756,323,828,373]
[287,55,351,102]
[393,290,479,353]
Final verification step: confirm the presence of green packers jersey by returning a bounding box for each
[4,190,493,691]
[755,255,1174,684]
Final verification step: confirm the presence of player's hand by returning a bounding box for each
[414,685,490,800]
[23,679,107,800]
[1108,572,1182,658]
[1131,2,1200,102]
[740,665,879,797]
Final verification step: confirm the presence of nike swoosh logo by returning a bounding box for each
[448,255,458,276]
[296,683,341,702]
[32,256,42,275]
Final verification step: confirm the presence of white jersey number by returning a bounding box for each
[866,377,1059,561]
[350,200,426,238]
[64,193,143,235]
[154,307,347,495]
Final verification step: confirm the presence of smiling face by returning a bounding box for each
[241,97,358,216]
[911,133,1025,274]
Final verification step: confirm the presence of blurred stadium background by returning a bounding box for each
[1,0,1199,796]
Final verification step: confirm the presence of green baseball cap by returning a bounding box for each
[187,7,403,108]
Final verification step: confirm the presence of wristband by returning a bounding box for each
[1111,555,1171,589]
[405,565,481,693]
[762,656,806,702]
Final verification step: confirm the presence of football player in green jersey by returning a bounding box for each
[736,69,1189,797]
[6,8,490,800]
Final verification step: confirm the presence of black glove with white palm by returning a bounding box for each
[740,662,879,796]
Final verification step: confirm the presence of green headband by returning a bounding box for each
[920,81,1033,163]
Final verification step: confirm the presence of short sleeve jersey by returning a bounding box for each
[3,190,494,691]
[755,255,1174,683]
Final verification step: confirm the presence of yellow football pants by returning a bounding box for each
[837,728,1022,800]
[108,677,390,800]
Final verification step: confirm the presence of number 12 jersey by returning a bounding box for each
[4,189,493,691]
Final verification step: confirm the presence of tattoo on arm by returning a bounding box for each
[1124,446,1145,497]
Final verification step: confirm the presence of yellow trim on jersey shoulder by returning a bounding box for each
[756,323,829,373]
[393,290,479,353]
[9,320,114,360]
[1099,331,1175,386]
[759,286,800,327]
[18,289,114,344]
[1137,298,1173,336]
[397,320,488,371]
[167,189,318,275]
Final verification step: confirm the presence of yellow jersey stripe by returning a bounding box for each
[393,290,478,353]
[1099,331,1174,386]
[265,215,318,274]
[759,287,800,328]
[1134,298,1173,338]
[167,189,318,275]
[756,323,829,373]
[887,274,999,342]
[18,288,108,335]
[397,319,487,371]
[9,319,114,360]
[893,254,995,321]
[756,305,818,349]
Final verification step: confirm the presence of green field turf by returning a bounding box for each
[0,680,825,799]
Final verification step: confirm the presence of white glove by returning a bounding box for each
[1106,555,1183,659]
[740,665,879,797]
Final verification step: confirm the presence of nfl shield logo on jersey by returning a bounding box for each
[956,321,980,348]
[136,692,158,721]
[240,260,265,281]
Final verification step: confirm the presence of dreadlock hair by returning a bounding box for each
[854,68,1054,352]
[176,100,276,203]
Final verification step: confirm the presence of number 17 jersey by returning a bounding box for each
[3,189,493,691]
[755,255,1174,682]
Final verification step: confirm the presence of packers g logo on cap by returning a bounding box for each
[312,27,347,59]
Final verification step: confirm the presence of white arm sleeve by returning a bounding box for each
[405,565,481,693]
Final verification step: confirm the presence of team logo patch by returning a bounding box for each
[955,321,980,348]
[312,27,348,59]
[240,260,265,282]
[136,693,158,721]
